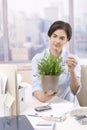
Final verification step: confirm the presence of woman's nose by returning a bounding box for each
[55,39,61,45]
[56,37,61,43]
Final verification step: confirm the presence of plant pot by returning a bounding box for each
[41,76,59,92]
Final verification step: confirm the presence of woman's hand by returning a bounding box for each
[66,56,77,72]
[66,56,80,95]
[34,89,59,102]
[46,89,59,96]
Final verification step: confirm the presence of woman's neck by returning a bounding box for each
[50,49,62,57]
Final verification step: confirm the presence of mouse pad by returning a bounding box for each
[0,115,34,130]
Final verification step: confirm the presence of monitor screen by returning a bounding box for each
[0,115,34,130]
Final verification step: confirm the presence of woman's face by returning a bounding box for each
[49,29,68,57]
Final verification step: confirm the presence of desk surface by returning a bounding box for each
[22,96,87,130]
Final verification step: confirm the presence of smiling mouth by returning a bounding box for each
[54,45,61,48]
[53,43,61,46]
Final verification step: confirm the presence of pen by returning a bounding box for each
[27,114,38,117]
[36,123,52,126]
[27,114,66,122]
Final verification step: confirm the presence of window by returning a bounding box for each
[0,0,4,61]
[0,0,87,63]
[0,0,69,63]
[74,0,87,58]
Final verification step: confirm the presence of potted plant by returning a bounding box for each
[37,53,65,92]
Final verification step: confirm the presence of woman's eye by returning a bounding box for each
[60,37,65,40]
[53,35,57,38]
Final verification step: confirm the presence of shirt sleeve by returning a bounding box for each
[74,55,81,94]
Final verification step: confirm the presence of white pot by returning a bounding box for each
[41,76,59,93]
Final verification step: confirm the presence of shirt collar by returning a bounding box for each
[44,46,68,58]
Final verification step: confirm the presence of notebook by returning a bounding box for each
[0,115,34,130]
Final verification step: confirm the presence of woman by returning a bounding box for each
[32,21,81,104]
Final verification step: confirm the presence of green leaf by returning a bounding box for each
[37,52,65,76]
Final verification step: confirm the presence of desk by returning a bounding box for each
[22,96,87,130]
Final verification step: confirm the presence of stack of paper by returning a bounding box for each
[0,73,7,94]
[35,102,74,118]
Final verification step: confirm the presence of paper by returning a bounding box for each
[3,92,15,108]
[0,73,7,94]
[1,76,7,94]
[0,76,2,93]
[0,94,4,116]
[35,102,74,118]
[35,122,55,130]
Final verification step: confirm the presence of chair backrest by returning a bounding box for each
[77,65,87,106]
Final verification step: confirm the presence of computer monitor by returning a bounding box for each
[0,64,19,116]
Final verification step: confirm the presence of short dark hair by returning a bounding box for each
[48,21,72,41]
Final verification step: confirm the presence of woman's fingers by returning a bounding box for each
[66,57,77,67]
[47,89,59,96]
